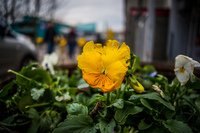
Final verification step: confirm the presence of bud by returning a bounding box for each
[130,81,144,93]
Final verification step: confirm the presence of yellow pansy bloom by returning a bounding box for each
[131,81,144,93]
[77,40,130,93]
[59,38,67,46]
[78,37,87,47]
[36,37,43,44]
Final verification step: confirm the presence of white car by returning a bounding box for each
[0,27,37,77]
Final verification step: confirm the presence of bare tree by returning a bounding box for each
[0,0,58,24]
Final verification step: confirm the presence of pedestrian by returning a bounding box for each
[67,27,77,60]
[95,33,104,44]
[44,21,57,54]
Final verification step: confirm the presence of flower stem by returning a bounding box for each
[8,69,32,81]
[25,102,50,108]
[174,87,187,101]
[120,81,128,99]
[107,92,110,105]
[8,69,49,89]
[117,87,121,99]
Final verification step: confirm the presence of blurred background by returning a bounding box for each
[0,0,200,79]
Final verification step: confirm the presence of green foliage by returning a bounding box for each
[1,55,200,133]
[138,118,153,130]
[99,118,116,133]
[52,114,96,133]
[114,103,143,125]
[0,81,15,98]
[67,103,88,115]
[163,119,192,133]
[129,92,175,111]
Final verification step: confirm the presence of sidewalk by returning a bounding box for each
[36,44,81,67]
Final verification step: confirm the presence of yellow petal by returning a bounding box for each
[106,61,128,90]
[83,41,104,54]
[102,40,130,68]
[83,73,116,93]
[77,51,104,73]
[118,42,131,66]
[83,41,95,52]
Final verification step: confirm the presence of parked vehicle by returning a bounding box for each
[0,22,37,77]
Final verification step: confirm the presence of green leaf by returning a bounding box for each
[17,66,52,85]
[0,113,18,126]
[109,99,124,109]
[27,108,40,120]
[39,113,52,133]
[99,118,116,133]
[53,114,96,133]
[129,76,138,86]
[185,76,200,89]
[195,96,200,107]
[0,81,15,98]
[163,119,192,133]
[75,93,91,105]
[140,98,153,111]
[31,88,45,100]
[143,65,156,73]
[18,94,34,112]
[138,118,153,130]
[114,104,143,125]
[129,92,175,111]
[87,94,105,107]
[27,108,41,133]
[50,111,62,130]
[98,105,107,117]
[67,103,88,115]
[182,96,200,114]
[67,87,78,97]
[41,88,56,102]
[69,74,78,87]
[122,126,135,133]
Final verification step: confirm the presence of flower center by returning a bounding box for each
[180,67,185,73]
[102,69,106,75]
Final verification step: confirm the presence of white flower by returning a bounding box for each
[174,55,200,85]
[55,92,71,102]
[49,52,59,65]
[41,52,58,75]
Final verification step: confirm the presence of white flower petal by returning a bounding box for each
[184,61,193,74]
[175,55,189,69]
[49,52,58,65]
[48,64,55,75]
[175,70,190,85]
[63,92,71,100]
[191,60,200,67]
[55,96,63,102]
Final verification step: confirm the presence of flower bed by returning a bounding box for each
[0,40,200,133]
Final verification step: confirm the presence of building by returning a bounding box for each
[125,0,200,64]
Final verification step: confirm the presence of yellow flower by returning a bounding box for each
[59,38,67,46]
[78,37,87,47]
[77,40,130,93]
[130,81,144,93]
[36,37,43,44]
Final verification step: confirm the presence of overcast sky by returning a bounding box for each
[54,0,125,32]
